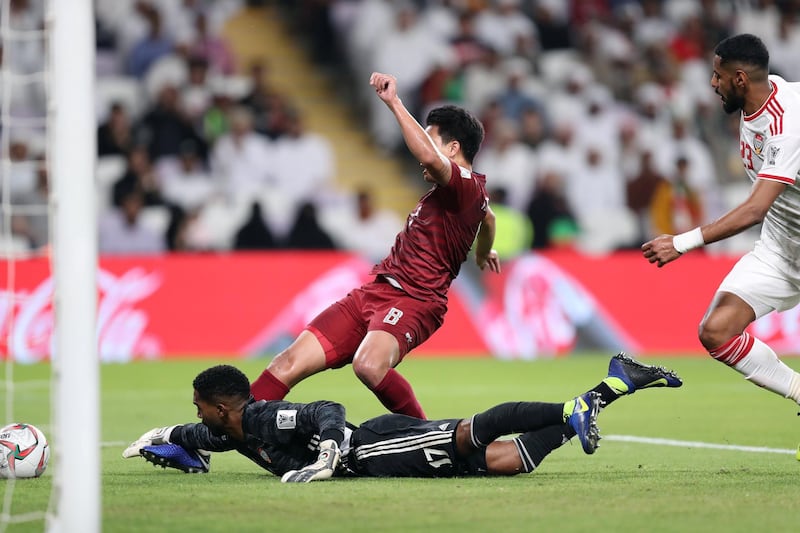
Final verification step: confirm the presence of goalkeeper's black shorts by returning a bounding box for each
[349,414,488,478]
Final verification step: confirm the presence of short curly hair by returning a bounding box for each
[714,33,769,71]
[193,365,250,403]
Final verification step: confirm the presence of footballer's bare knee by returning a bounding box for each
[699,293,756,351]
[352,331,400,387]
[352,352,390,388]
[267,331,326,387]
[698,313,735,351]
[265,350,295,383]
[699,310,754,352]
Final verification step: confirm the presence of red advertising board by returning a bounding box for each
[1,250,792,362]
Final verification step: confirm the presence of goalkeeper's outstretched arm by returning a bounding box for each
[122,423,236,458]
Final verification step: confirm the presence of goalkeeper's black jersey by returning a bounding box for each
[171,399,485,479]
[170,398,346,477]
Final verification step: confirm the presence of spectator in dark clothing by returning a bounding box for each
[98,102,134,157]
[526,170,578,249]
[626,150,668,244]
[166,205,193,252]
[137,85,207,163]
[239,61,291,140]
[284,202,335,250]
[112,145,165,207]
[532,2,572,50]
[234,202,276,250]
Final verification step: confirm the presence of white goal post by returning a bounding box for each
[47,0,99,531]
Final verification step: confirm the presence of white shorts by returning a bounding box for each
[718,241,800,319]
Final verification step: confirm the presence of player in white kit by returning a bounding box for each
[642,34,800,410]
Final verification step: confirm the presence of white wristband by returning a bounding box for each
[672,227,704,254]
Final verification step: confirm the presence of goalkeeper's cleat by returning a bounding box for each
[605,352,683,395]
[140,444,210,474]
[566,391,601,455]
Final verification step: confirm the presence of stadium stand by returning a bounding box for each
[1,0,788,256]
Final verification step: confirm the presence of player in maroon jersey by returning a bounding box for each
[248,72,500,419]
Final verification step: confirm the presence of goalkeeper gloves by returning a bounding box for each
[122,426,177,459]
[280,439,341,483]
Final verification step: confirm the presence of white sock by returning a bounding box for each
[729,336,800,403]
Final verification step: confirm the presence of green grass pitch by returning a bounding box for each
[3,354,800,532]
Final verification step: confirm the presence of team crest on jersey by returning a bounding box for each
[753,133,764,155]
[277,410,297,429]
[767,145,781,166]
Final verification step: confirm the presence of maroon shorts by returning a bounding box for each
[307,278,447,369]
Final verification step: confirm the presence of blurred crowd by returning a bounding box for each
[296,0,800,256]
[2,0,403,261]
[2,0,799,259]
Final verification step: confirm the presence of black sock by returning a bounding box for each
[590,382,620,408]
[514,426,569,472]
[470,402,563,447]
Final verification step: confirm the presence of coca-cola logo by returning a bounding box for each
[473,255,637,359]
[0,267,162,363]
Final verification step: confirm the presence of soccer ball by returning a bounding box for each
[0,423,50,479]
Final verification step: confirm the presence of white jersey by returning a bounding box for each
[740,75,800,265]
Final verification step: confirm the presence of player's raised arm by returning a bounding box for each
[642,179,786,268]
[369,72,451,185]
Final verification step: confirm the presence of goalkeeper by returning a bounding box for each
[123,356,682,481]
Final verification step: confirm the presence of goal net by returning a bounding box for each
[0,0,98,532]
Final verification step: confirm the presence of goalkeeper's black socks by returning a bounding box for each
[588,382,621,408]
[468,383,621,450]
[469,402,563,448]
[513,426,568,473]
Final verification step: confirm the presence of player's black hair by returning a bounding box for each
[714,33,769,71]
[426,105,484,164]
[193,365,250,402]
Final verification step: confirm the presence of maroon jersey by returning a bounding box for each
[372,161,489,304]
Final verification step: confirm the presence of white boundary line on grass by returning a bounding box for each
[606,434,796,455]
[102,436,797,455]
